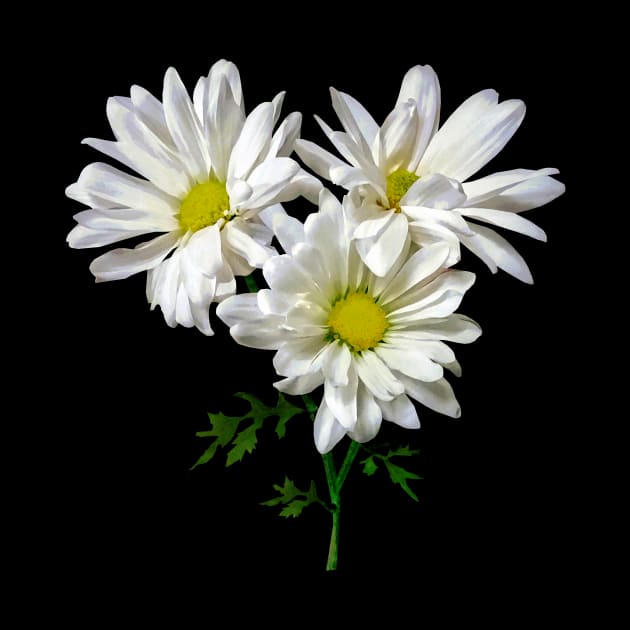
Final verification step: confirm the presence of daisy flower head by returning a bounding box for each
[295,65,565,282]
[217,190,481,453]
[67,60,321,335]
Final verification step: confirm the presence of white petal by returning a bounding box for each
[397,373,461,418]
[397,65,441,171]
[400,173,466,210]
[73,207,177,233]
[378,393,420,429]
[245,157,301,207]
[387,314,481,343]
[129,85,174,148]
[348,383,382,443]
[182,223,225,277]
[263,254,315,295]
[376,345,443,382]
[321,342,352,387]
[206,75,243,181]
[175,284,195,328]
[354,351,405,401]
[227,179,253,208]
[380,100,419,172]
[314,399,347,454]
[330,88,376,157]
[89,231,180,282]
[273,336,327,377]
[259,205,304,254]
[267,111,302,158]
[294,138,347,181]
[274,371,325,396]
[228,101,274,181]
[477,175,566,213]
[315,116,384,189]
[75,162,178,214]
[354,212,408,277]
[331,89,379,150]
[378,243,450,305]
[151,253,180,327]
[67,225,149,249]
[403,206,474,237]
[82,137,190,199]
[257,288,293,315]
[390,290,467,323]
[216,292,260,326]
[408,221,462,266]
[224,221,275,268]
[230,319,287,349]
[420,94,525,182]
[461,224,533,283]
[457,207,546,241]
[324,363,358,430]
[162,67,209,182]
[353,211,393,240]
[286,301,328,337]
[462,168,560,206]
[207,59,243,108]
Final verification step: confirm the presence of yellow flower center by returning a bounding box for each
[386,168,419,211]
[179,180,230,232]
[327,291,388,352]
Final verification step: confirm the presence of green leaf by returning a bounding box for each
[360,443,422,502]
[261,478,325,518]
[383,461,422,502]
[272,394,303,439]
[192,392,305,469]
[386,445,420,459]
[190,412,241,469]
[360,456,379,476]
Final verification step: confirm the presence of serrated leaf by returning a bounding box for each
[360,456,378,476]
[386,444,420,459]
[383,461,422,502]
[261,477,324,518]
[193,392,306,469]
[226,422,262,466]
[273,394,303,439]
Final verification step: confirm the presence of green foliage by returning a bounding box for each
[261,477,327,518]
[360,444,422,502]
[191,392,303,469]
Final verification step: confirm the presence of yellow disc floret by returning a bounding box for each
[386,168,419,211]
[179,180,230,232]
[327,291,388,352]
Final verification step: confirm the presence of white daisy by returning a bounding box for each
[67,59,321,334]
[217,190,481,453]
[295,65,565,282]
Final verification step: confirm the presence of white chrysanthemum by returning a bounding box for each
[217,190,481,453]
[67,59,321,334]
[295,65,565,282]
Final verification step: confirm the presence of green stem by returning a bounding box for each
[321,440,361,571]
[337,440,361,491]
[245,274,259,293]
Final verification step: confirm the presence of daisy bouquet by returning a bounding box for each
[66,60,564,571]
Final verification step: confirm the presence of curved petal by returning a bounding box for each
[324,363,358,430]
[162,67,209,182]
[400,173,466,209]
[215,292,260,326]
[274,371,325,396]
[397,372,461,418]
[273,336,327,377]
[89,231,180,282]
[348,383,382,443]
[378,393,420,429]
[387,314,481,343]
[460,223,533,283]
[376,345,443,382]
[397,65,441,171]
[379,100,419,172]
[354,212,408,277]
[462,168,560,206]
[314,399,347,454]
[457,207,546,241]
[294,138,347,181]
[228,101,274,181]
[354,350,405,401]
[419,94,526,182]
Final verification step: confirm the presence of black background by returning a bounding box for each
[30,8,593,609]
